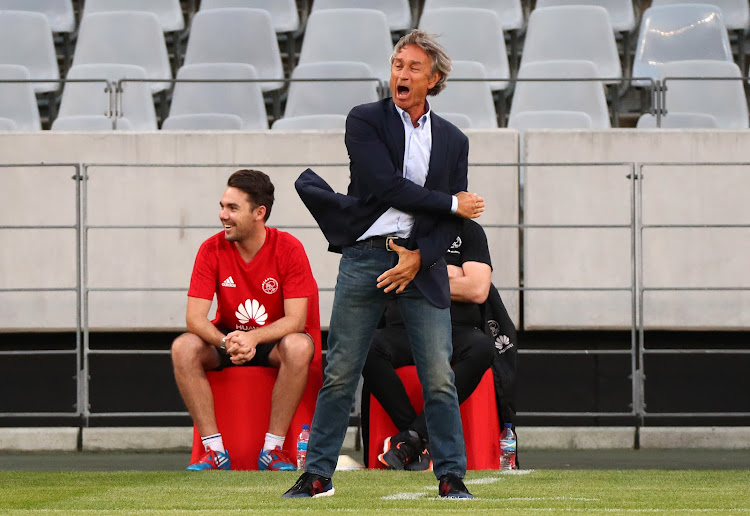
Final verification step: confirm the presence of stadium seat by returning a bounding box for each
[428,61,499,128]
[422,0,524,33]
[507,110,594,129]
[658,60,748,129]
[161,113,244,130]
[270,114,347,130]
[418,7,510,92]
[72,11,172,93]
[631,5,732,87]
[0,0,75,33]
[312,0,412,32]
[436,112,473,129]
[298,9,393,84]
[0,11,60,93]
[650,0,748,31]
[189,345,323,471]
[509,60,611,128]
[366,366,500,470]
[51,115,134,130]
[182,8,284,93]
[635,112,719,128]
[0,64,41,131]
[168,63,269,130]
[200,0,300,33]
[533,0,636,33]
[82,0,185,32]
[58,64,157,131]
[0,117,17,131]
[283,61,380,119]
[520,6,622,82]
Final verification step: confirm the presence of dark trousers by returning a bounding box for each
[362,324,495,440]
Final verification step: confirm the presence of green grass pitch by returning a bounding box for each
[1,469,748,514]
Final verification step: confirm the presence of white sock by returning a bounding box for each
[201,433,225,453]
[263,432,285,452]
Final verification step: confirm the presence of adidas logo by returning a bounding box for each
[221,276,236,288]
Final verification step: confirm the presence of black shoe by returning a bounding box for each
[377,430,422,470]
[282,472,335,498]
[405,439,432,471]
[438,473,474,499]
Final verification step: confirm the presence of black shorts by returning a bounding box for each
[213,342,277,371]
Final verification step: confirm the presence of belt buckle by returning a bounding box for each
[385,236,397,251]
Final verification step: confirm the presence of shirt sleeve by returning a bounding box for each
[187,240,218,301]
[460,221,493,269]
[279,239,317,300]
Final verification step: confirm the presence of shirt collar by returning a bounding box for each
[394,100,431,129]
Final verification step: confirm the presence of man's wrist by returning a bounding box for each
[220,336,227,350]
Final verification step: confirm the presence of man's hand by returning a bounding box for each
[455,191,485,219]
[224,330,259,365]
[376,240,421,294]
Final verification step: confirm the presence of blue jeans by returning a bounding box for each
[303,241,467,479]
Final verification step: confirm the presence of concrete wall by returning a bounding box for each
[0,130,519,331]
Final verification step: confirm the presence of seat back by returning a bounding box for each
[0,10,59,92]
[418,7,510,91]
[636,112,719,128]
[650,0,749,31]
[437,112,473,129]
[271,114,347,130]
[429,61,498,128]
[51,114,135,130]
[521,6,621,81]
[632,4,732,85]
[312,0,412,31]
[0,116,18,131]
[161,113,244,130]
[169,63,268,130]
[659,59,748,129]
[298,9,393,84]
[510,60,611,128]
[0,0,75,32]
[199,0,299,32]
[534,0,636,32]
[0,64,41,130]
[183,8,284,92]
[82,0,185,31]
[284,61,380,118]
[422,0,524,31]
[508,110,594,129]
[73,11,172,92]
[59,64,156,130]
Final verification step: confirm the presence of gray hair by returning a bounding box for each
[390,29,451,96]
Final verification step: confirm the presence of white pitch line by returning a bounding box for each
[381,469,534,499]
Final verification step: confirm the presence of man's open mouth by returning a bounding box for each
[396,85,410,98]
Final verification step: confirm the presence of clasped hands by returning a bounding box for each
[223,330,259,365]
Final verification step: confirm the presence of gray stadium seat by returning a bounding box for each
[507,110,594,129]
[82,0,185,32]
[520,6,622,82]
[199,0,300,32]
[0,64,41,130]
[168,63,269,130]
[658,60,748,129]
[298,9,393,84]
[422,0,524,32]
[650,0,748,31]
[0,10,60,93]
[284,61,380,118]
[533,0,636,33]
[510,60,611,128]
[435,112,473,129]
[51,115,134,130]
[0,117,17,131]
[636,112,719,128]
[418,7,510,91]
[271,114,347,130]
[183,8,284,93]
[161,113,244,130]
[632,4,732,86]
[72,11,172,93]
[58,64,157,131]
[311,0,412,32]
[428,61,498,128]
[0,0,74,32]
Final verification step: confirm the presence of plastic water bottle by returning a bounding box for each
[297,424,310,470]
[500,423,517,470]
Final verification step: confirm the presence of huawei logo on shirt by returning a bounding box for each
[235,298,268,329]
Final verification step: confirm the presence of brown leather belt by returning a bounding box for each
[362,236,408,251]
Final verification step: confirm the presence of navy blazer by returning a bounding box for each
[296,98,469,308]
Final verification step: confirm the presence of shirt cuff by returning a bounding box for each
[450,195,458,214]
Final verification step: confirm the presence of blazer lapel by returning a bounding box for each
[425,114,446,189]
[385,101,406,174]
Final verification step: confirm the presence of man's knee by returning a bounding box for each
[171,333,214,369]
[277,333,314,369]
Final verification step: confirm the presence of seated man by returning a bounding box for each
[363,218,507,470]
[171,169,320,471]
